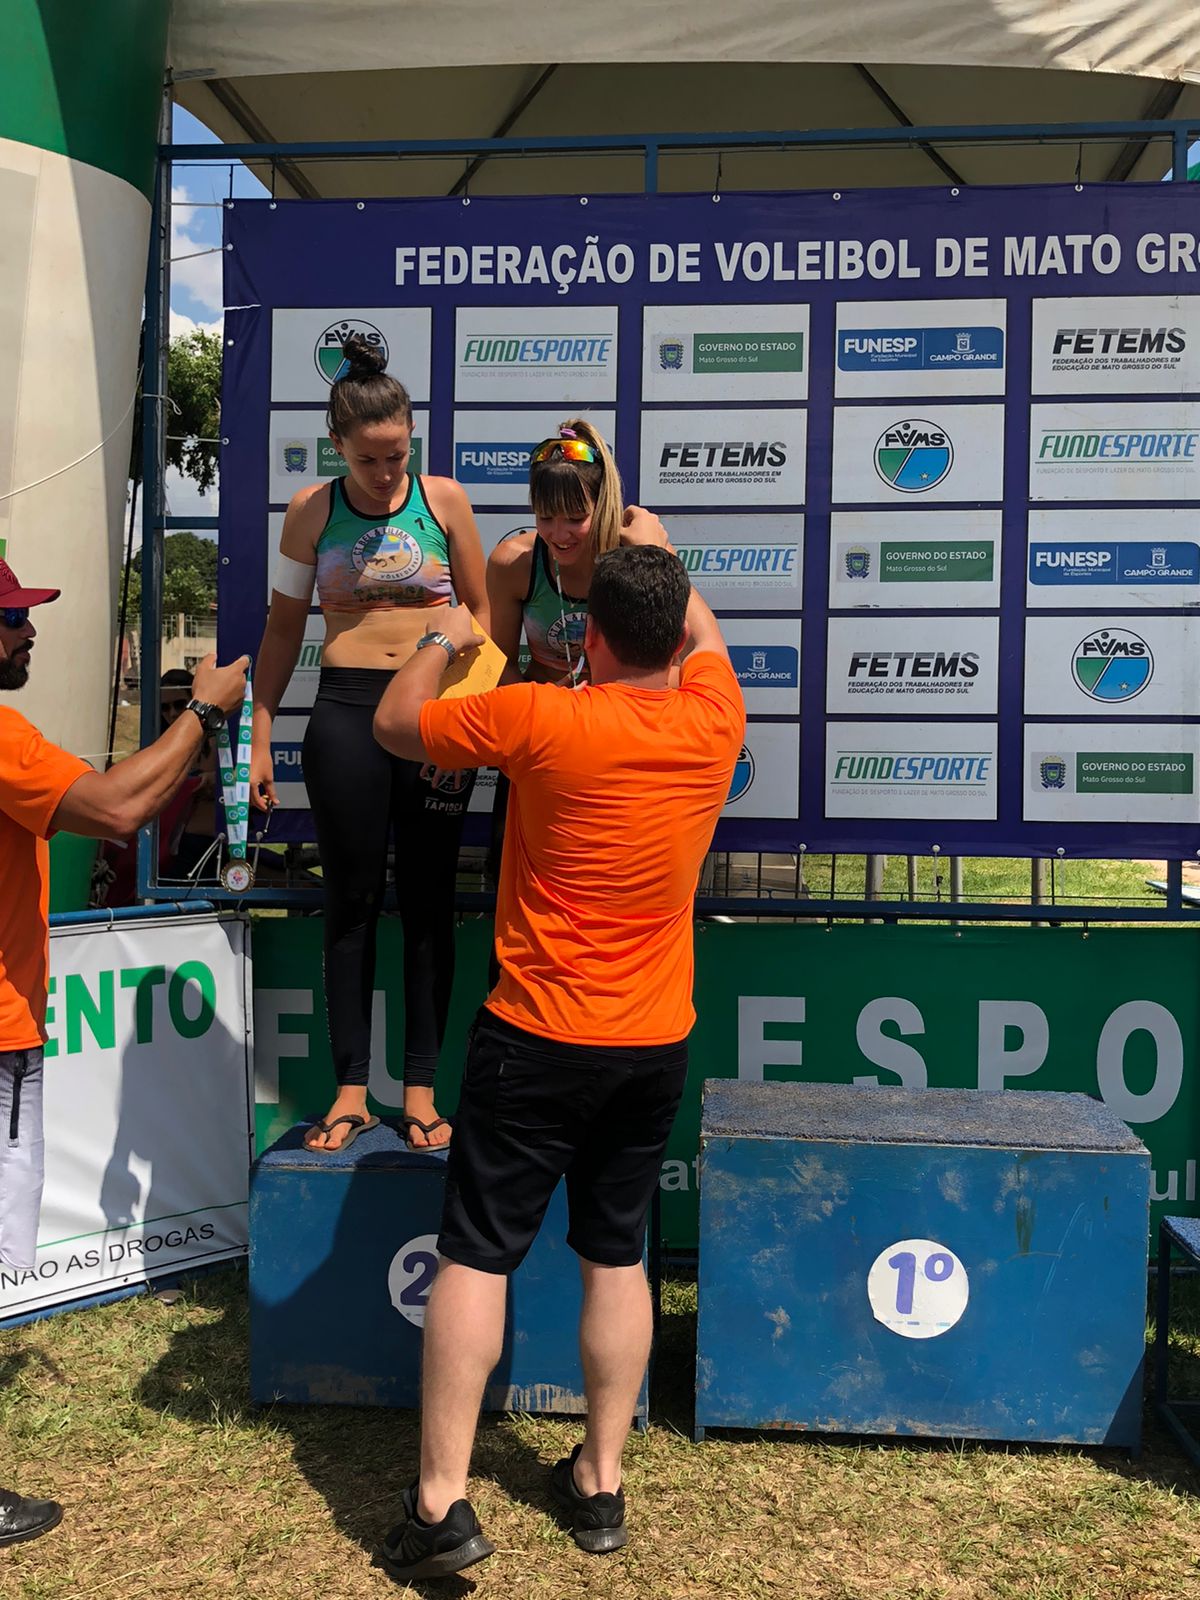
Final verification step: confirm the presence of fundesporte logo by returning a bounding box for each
[873,420,953,493]
[314,319,389,383]
[1070,627,1153,703]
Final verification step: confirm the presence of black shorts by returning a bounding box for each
[437,1009,689,1274]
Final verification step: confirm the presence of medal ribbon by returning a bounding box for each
[216,666,254,864]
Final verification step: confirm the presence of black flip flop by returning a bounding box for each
[401,1116,451,1150]
[304,1113,379,1153]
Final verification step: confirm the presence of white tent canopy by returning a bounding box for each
[168,3,1200,196]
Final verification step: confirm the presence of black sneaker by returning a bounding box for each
[0,1487,64,1547]
[549,1445,627,1553]
[379,1495,495,1582]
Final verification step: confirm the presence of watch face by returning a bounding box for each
[220,859,255,894]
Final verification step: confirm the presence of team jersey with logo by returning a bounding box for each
[315,476,453,611]
[522,537,589,675]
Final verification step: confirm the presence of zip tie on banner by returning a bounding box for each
[0,385,140,503]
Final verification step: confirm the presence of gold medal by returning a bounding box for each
[220,859,255,894]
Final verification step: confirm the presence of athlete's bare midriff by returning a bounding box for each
[321,602,451,670]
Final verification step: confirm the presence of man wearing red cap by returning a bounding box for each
[0,558,247,1547]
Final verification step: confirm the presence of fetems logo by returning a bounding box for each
[314,320,388,383]
[874,420,953,493]
[659,442,787,470]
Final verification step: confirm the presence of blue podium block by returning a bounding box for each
[696,1082,1149,1447]
[250,1121,647,1420]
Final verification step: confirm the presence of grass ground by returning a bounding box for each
[4,1267,1200,1599]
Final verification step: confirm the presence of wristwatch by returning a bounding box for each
[415,630,458,666]
[185,698,226,734]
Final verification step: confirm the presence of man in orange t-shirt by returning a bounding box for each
[372,545,744,1581]
[0,558,247,1548]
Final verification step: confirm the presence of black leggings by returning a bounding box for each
[302,668,474,1090]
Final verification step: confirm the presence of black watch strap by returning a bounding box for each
[185,698,224,734]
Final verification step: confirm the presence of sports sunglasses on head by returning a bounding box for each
[530,437,599,466]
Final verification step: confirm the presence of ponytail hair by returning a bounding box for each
[528,417,624,555]
[326,333,413,437]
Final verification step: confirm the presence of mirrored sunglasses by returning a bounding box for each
[1,607,29,629]
[530,438,598,466]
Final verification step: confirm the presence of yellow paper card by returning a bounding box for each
[437,614,508,700]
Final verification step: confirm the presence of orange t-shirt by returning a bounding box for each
[0,708,92,1050]
[420,651,746,1046]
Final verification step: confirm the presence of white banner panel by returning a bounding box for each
[475,512,532,560]
[826,722,998,821]
[641,303,809,402]
[278,615,326,713]
[723,722,799,819]
[1029,403,1200,501]
[0,914,251,1322]
[831,405,1004,505]
[672,514,804,611]
[267,408,429,505]
[829,509,1002,609]
[1024,724,1200,825]
[452,408,616,506]
[826,616,999,715]
[834,298,1007,398]
[1026,508,1200,608]
[640,409,807,507]
[721,617,802,715]
[270,308,432,403]
[1031,296,1200,396]
[1024,614,1200,717]
[454,305,619,403]
[271,713,310,807]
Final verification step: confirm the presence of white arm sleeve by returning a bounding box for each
[272,552,317,602]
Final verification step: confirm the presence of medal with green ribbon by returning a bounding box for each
[216,665,255,893]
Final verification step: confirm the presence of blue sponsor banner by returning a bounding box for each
[729,645,800,689]
[454,443,532,486]
[839,326,1004,372]
[1029,541,1200,586]
[219,184,1200,858]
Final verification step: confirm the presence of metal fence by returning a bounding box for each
[135,112,1200,923]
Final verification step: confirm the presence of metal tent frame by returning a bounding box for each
[137,115,1200,921]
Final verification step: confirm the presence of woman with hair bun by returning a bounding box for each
[250,334,489,1152]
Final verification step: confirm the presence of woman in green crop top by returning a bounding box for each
[251,336,489,1155]
[486,418,669,689]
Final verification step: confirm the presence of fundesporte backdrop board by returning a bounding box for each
[219,184,1200,857]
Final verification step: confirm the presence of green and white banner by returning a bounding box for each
[0,913,252,1321]
[252,919,1200,1250]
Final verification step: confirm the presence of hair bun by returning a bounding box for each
[340,331,388,380]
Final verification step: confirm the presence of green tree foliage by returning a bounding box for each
[165,329,222,494]
[125,531,218,620]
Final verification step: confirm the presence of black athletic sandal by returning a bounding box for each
[549,1444,628,1553]
[401,1116,451,1149]
[303,1114,379,1153]
[379,1495,494,1582]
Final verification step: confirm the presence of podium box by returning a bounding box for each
[250,1121,647,1420]
[696,1081,1148,1448]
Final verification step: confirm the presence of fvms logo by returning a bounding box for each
[1071,627,1153,703]
[314,320,389,383]
[874,420,953,493]
[728,745,755,803]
